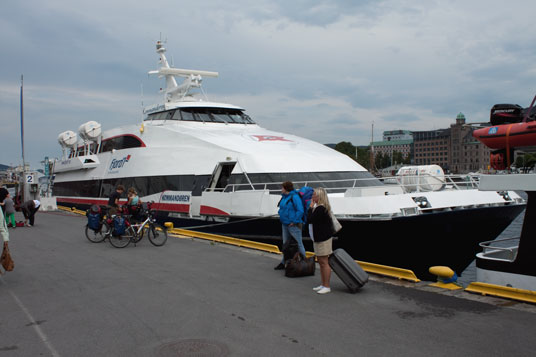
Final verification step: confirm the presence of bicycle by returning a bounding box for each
[85,205,111,243]
[108,202,168,248]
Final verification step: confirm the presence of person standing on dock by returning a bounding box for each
[275,181,306,270]
[2,193,16,229]
[21,199,40,227]
[307,188,334,294]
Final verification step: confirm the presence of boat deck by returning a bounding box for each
[1,210,536,356]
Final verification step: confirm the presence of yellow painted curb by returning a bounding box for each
[465,282,536,304]
[429,282,463,290]
[169,228,284,254]
[58,205,86,216]
[357,261,421,283]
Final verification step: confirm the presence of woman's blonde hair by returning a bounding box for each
[314,187,331,212]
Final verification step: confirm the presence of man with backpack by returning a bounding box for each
[274,181,306,270]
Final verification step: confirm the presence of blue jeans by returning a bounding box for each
[281,223,306,263]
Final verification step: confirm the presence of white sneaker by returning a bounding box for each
[317,287,331,294]
[313,285,324,291]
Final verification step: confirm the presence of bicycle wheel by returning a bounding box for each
[109,226,135,248]
[132,225,143,243]
[147,223,168,246]
[85,224,107,243]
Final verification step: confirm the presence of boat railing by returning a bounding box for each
[206,173,481,194]
[478,237,520,262]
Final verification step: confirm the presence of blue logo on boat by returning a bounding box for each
[109,155,131,171]
[488,127,498,135]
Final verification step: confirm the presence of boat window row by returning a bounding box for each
[145,108,255,124]
[53,174,211,198]
[225,171,382,192]
[53,171,381,198]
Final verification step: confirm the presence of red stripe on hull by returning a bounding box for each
[58,197,109,206]
[200,205,229,216]
[151,202,189,213]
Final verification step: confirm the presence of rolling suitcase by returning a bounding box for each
[328,248,368,293]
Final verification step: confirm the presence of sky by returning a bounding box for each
[1,0,536,170]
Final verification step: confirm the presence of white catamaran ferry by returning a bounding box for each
[52,41,525,280]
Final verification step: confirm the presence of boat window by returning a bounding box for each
[100,135,144,153]
[180,110,196,121]
[164,111,174,120]
[211,113,232,123]
[172,111,183,120]
[196,113,213,123]
[208,113,226,123]
[152,112,165,120]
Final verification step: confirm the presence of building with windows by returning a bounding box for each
[413,129,450,169]
[403,113,490,173]
[449,113,491,173]
[371,130,413,165]
[366,113,491,173]
[383,130,413,141]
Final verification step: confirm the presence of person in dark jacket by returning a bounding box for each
[307,187,334,294]
[21,199,40,227]
[107,185,125,211]
[274,181,305,270]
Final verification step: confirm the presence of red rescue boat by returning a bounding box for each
[473,95,536,170]
[472,121,536,150]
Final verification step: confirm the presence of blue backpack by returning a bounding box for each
[113,216,126,236]
[296,186,314,223]
[87,205,102,231]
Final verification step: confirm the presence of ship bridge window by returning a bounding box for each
[100,135,144,153]
[147,108,255,124]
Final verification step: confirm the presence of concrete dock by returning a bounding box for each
[1,210,536,356]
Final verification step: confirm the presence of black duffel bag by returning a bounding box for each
[285,252,315,278]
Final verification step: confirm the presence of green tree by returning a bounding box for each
[333,142,371,169]
[516,153,536,173]
[334,142,356,158]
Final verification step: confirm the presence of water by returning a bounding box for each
[458,193,526,286]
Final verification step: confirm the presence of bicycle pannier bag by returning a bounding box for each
[113,216,126,236]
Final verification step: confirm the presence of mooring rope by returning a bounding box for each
[177,213,280,230]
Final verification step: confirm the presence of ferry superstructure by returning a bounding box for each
[52,41,525,280]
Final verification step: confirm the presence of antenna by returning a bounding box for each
[140,83,144,120]
[370,121,375,172]
[148,40,218,102]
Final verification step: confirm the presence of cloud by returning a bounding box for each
[2,0,536,168]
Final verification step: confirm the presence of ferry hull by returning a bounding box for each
[182,204,524,281]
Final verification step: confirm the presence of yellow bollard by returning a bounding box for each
[428,266,462,290]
